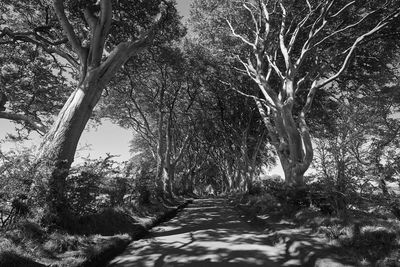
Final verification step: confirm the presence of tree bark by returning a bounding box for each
[228,1,398,189]
[38,68,104,216]
[255,99,311,186]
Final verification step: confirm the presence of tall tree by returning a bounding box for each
[101,45,194,198]
[0,0,183,218]
[190,0,400,185]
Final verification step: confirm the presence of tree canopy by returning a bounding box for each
[1,0,400,234]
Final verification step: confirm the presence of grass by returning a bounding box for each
[314,216,400,266]
[232,190,400,266]
[0,200,188,267]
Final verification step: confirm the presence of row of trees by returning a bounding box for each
[1,0,400,221]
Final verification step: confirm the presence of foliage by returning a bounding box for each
[124,154,157,206]
[0,148,42,228]
[1,0,400,264]
[189,0,400,184]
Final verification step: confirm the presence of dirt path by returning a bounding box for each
[108,199,355,267]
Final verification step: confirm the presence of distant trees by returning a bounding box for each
[190,0,400,186]
[101,37,276,197]
[102,45,195,198]
[178,43,275,193]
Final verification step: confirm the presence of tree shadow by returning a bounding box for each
[108,199,357,267]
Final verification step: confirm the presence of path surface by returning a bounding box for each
[108,199,355,267]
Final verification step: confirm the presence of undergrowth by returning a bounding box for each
[233,178,400,266]
[0,154,184,267]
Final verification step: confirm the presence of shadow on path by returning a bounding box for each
[108,199,356,267]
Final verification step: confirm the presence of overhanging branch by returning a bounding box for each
[0,111,48,134]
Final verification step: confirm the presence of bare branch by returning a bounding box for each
[302,81,318,115]
[89,0,113,68]
[173,134,190,166]
[295,74,308,94]
[312,10,377,49]
[53,0,84,59]
[219,79,277,110]
[260,1,271,38]
[288,2,312,54]
[125,71,155,139]
[315,15,398,90]
[243,3,260,46]
[226,19,256,49]
[279,2,291,71]
[266,53,284,80]
[330,1,356,18]
[236,55,257,81]
[254,99,280,146]
[83,8,98,29]
[99,6,169,83]
[43,46,79,69]
[0,112,48,134]
[0,28,79,69]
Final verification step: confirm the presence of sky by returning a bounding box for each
[176,0,193,19]
[0,0,285,176]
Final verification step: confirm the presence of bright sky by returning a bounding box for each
[0,0,284,176]
[176,0,193,18]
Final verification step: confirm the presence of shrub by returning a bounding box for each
[262,179,311,211]
[0,251,44,267]
[65,171,102,215]
[64,156,133,216]
[0,149,40,229]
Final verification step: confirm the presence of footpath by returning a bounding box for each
[108,199,355,267]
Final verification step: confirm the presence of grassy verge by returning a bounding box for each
[0,200,191,267]
[231,192,400,266]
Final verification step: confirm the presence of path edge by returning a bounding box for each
[77,199,193,267]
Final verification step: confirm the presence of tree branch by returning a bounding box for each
[288,2,312,54]
[173,134,190,166]
[279,2,291,71]
[315,14,398,90]
[311,10,377,49]
[83,7,98,29]
[226,19,256,49]
[53,0,84,61]
[0,112,48,134]
[98,7,168,84]
[89,0,113,68]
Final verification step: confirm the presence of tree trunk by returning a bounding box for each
[32,0,164,222]
[165,164,175,198]
[278,148,306,186]
[255,99,312,186]
[155,111,166,197]
[335,160,347,210]
[38,69,104,217]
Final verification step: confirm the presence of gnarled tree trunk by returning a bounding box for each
[227,0,397,188]
[36,0,165,219]
[38,69,105,215]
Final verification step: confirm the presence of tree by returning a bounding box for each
[190,0,400,185]
[178,41,275,193]
[101,45,194,198]
[1,0,183,218]
[0,39,70,135]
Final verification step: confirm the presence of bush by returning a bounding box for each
[0,251,45,267]
[65,171,103,215]
[248,178,355,215]
[65,156,133,216]
[0,149,40,229]
[262,179,311,211]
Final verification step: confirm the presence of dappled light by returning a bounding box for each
[1,0,400,266]
[108,199,355,267]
